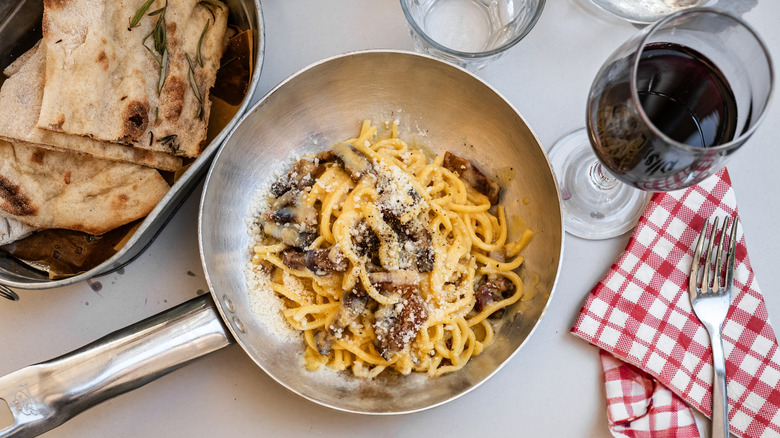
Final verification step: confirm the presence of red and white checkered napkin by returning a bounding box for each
[571,168,780,438]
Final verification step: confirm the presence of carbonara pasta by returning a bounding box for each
[248,120,533,378]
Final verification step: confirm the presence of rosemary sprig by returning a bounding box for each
[185,54,202,102]
[198,0,223,21]
[129,0,155,30]
[157,134,180,153]
[149,5,167,54]
[185,53,204,120]
[197,20,210,67]
[157,48,169,94]
[142,31,161,66]
[220,56,237,68]
[138,1,169,95]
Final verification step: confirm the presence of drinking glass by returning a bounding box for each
[584,0,709,24]
[400,0,546,71]
[548,8,773,239]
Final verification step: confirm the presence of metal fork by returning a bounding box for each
[689,216,739,438]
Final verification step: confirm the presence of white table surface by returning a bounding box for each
[2,1,779,437]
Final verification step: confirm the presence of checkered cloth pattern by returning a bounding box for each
[601,350,700,437]
[571,168,780,438]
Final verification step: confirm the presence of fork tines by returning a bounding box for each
[690,216,740,294]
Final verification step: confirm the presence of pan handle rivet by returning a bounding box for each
[222,295,235,312]
[232,316,246,333]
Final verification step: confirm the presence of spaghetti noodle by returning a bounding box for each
[247,120,533,378]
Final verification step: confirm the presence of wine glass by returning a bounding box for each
[583,0,709,24]
[548,8,774,239]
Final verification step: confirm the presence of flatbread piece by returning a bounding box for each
[0,41,183,171]
[0,140,170,235]
[38,0,228,158]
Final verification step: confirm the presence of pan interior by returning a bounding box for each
[199,51,563,414]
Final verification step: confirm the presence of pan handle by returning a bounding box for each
[0,293,233,438]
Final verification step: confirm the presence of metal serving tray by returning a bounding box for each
[0,0,265,292]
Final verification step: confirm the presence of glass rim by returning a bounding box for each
[399,0,547,59]
[629,7,775,154]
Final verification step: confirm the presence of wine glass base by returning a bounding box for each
[548,128,651,240]
[584,0,707,24]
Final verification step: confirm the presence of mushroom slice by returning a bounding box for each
[262,182,318,247]
[264,204,318,229]
[379,208,434,273]
[258,218,316,249]
[414,236,435,273]
[442,151,501,204]
[368,270,423,292]
[270,189,297,210]
[332,142,373,182]
[270,158,326,197]
[314,149,335,163]
[488,246,507,263]
[351,219,380,258]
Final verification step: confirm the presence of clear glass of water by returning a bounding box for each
[400,0,546,71]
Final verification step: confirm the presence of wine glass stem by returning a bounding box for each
[588,161,619,191]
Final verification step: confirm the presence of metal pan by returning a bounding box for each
[0,0,265,291]
[0,51,563,437]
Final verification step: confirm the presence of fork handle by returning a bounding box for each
[711,329,729,438]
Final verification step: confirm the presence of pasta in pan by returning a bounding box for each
[247,120,533,378]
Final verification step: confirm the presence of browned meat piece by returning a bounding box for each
[314,289,370,355]
[442,151,501,204]
[280,248,306,270]
[255,260,275,276]
[475,276,514,319]
[373,288,428,359]
[318,270,428,358]
[305,247,348,275]
[332,142,373,182]
[281,247,348,275]
[269,170,296,198]
[271,158,326,197]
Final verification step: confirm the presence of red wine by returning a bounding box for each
[637,43,737,147]
[588,42,738,190]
